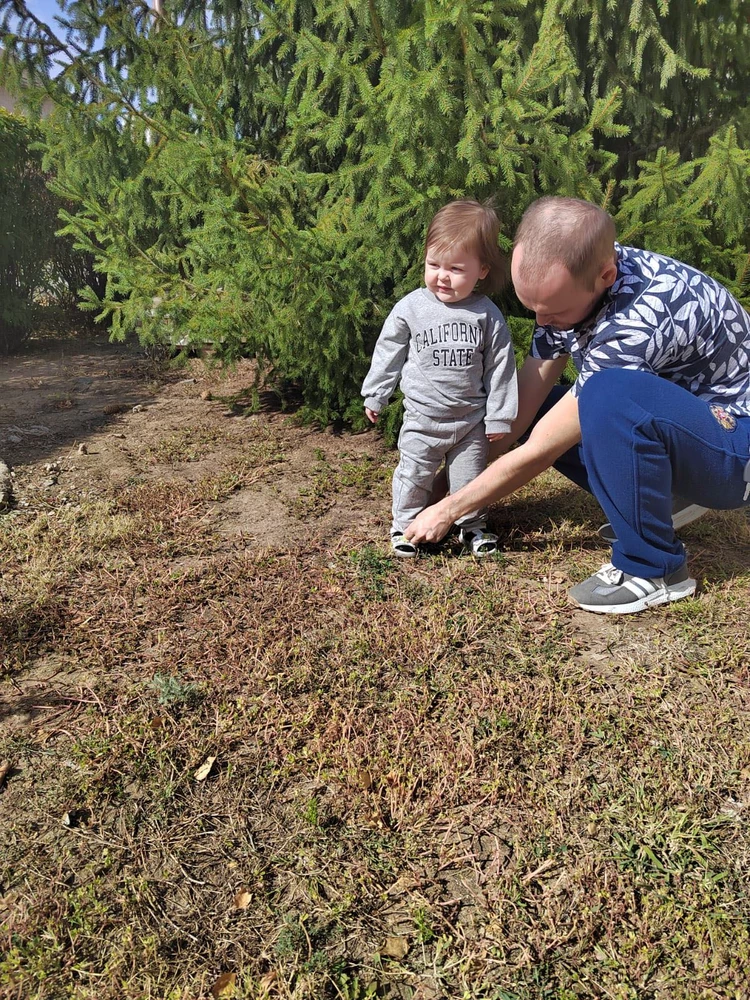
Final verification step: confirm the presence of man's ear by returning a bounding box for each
[599,257,618,289]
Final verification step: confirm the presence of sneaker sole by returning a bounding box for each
[459,532,498,558]
[392,546,417,558]
[572,578,696,614]
[391,534,417,558]
[465,539,497,558]
[597,523,617,543]
[671,504,709,530]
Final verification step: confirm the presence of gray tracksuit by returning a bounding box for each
[362,288,518,533]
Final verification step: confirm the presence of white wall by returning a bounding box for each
[0,83,20,111]
[0,82,55,117]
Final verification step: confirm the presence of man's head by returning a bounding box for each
[511,197,618,329]
[424,200,506,302]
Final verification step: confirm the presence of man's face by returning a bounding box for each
[511,246,616,330]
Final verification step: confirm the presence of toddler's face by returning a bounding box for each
[424,245,488,304]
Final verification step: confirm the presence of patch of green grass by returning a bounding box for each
[289,451,390,519]
[147,424,226,463]
[150,672,202,707]
[347,544,394,600]
[336,454,391,496]
[412,905,434,944]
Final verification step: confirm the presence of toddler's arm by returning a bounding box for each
[361,306,411,419]
[484,313,519,437]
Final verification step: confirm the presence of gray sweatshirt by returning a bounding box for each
[362,288,518,434]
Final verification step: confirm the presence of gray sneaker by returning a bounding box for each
[569,561,696,614]
[598,498,708,543]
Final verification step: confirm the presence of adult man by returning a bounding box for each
[404,197,750,614]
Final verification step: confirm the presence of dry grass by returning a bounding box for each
[1,422,750,999]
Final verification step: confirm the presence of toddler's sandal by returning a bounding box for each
[460,529,498,557]
[391,532,418,558]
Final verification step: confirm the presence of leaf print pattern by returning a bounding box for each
[531,245,750,416]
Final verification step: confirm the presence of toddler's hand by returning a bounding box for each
[486,431,506,442]
[365,407,379,424]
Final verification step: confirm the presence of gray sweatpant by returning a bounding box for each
[392,408,488,534]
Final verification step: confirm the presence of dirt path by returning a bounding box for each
[0,336,392,550]
[0,335,402,779]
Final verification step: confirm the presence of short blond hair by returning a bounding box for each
[424,200,506,294]
[514,197,616,290]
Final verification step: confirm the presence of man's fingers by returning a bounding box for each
[404,507,451,544]
[403,523,424,543]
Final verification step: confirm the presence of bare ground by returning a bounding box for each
[1,335,749,1000]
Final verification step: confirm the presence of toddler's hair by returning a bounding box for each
[424,200,506,294]
[514,197,617,291]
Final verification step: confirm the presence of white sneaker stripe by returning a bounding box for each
[622,578,658,598]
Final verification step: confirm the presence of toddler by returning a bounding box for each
[362,200,518,556]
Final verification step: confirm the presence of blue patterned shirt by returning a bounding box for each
[530,245,750,415]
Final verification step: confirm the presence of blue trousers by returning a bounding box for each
[535,370,750,578]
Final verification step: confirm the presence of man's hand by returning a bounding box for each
[403,497,455,545]
[365,407,379,423]
[406,388,582,545]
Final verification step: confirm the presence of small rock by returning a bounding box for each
[132,404,144,413]
[7,434,21,444]
[381,935,410,960]
[103,403,125,415]
[77,443,88,455]
[44,462,61,473]
[110,433,126,439]
[200,390,213,401]
[43,477,58,488]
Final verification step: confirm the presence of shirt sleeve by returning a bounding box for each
[361,305,411,413]
[483,313,519,434]
[530,325,570,361]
